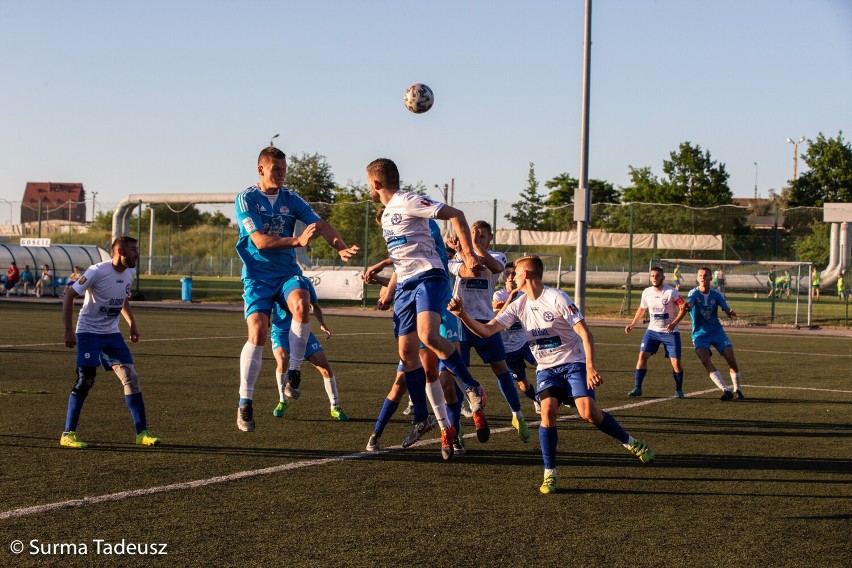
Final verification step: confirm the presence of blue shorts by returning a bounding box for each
[459,322,507,365]
[692,330,732,355]
[271,328,323,359]
[243,274,310,319]
[640,329,682,359]
[76,333,133,368]
[536,362,595,400]
[393,269,450,337]
[506,343,536,381]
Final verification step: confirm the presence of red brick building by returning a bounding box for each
[21,182,86,223]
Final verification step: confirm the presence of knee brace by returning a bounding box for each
[72,366,97,398]
[113,364,141,395]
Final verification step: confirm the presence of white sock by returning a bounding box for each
[425,380,450,430]
[275,369,286,402]
[288,322,311,371]
[324,375,339,408]
[730,372,741,391]
[239,342,264,400]
[709,371,728,391]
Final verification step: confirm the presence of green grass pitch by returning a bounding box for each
[0,303,850,566]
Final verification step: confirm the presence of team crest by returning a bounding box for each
[543,311,554,322]
[391,213,403,225]
[77,276,87,285]
[280,205,289,215]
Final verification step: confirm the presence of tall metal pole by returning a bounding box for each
[753,162,758,200]
[573,0,592,309]
[91,192,98,223]
[786,136,805,181]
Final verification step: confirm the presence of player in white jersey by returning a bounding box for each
[449,221,531,443]
[59,237,160,449]
[492,262,539,413]
[367,157,488,460]
[233,145,358,433]
[450,256,655,494]
[624,267,686,398]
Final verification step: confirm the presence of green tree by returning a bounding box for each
[786,131,852,206]
[309,183,381,263]
[203,210,232,227]
[623,143,732,206]
[543,172,619,230]
[286,152,336,204]
[794,222,830,267]
[505,162,545,230]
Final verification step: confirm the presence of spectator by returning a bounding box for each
[35,264,53,298]
[4,261,20,297]
[839,271,847,301]
[20,264,35,295]
[64,266,83,297]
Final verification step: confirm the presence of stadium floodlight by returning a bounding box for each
[786,137,806,180]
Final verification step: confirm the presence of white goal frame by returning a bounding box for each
[654,258,813,328]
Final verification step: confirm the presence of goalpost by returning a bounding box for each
[654,259,813,328]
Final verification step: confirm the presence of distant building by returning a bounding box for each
[733,197,785,229]
[21,182,86,223]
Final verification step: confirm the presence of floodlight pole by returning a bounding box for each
[573,0,592,311]
[786,136,805,181]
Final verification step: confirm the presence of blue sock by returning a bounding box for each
[520,384,537,402]
[239,397,252,408]
[439,351,480,390]
[595,412,629,444]
[539,426,558,470]
[447,397,462,432]
[634,369,647,388]
[65,393,86,432]
[374,398,399,437]
[125,393,148,434]
[404,368,429,423]
[496,371,522,412]
[674,371,684,390]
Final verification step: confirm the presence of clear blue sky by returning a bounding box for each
[1,0,850,225]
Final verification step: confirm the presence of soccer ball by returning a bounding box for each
[404,83,434,114]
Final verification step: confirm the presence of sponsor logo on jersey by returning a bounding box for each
[242,218,256,232]
[534,336,562,350]
[419,197,436,207]
[567,303,579,315]
[464,278,488,290]
[386,235,408,249]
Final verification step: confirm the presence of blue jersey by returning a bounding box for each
[687,287,730,338]
[235,185,321,280]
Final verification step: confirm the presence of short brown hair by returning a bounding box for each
[258,146,286,164]
[111,236,138,254]
[516,255,543,279]
[367,158,400,189]
[471,220,492,234]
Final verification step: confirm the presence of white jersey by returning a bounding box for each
[640,284,684,332]
[493,288,528,352]
[381,191,445,284]
[449,251,506,321]
[71,261,135,334]
[494,287,586,370]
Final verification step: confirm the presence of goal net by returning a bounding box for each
[654,258,813,328]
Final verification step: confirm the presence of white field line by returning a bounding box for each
[2,383,850,521]
[0,333,389,350]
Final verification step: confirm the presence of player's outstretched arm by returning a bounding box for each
[448,297,504,339]
[315,220,359,262]
[436,206,484,273]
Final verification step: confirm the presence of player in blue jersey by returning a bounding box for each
[670,266,743,400]
[450,255,655,494]
[234,145,358,432]
[60,237,160,448]
[269,279,348,421]
[367,157,488,461]
[624,267,687,398]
